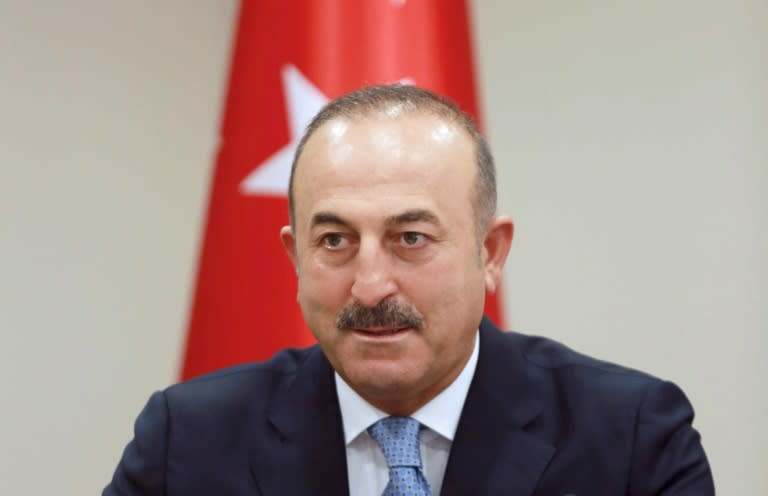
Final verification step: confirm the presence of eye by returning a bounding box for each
[320,233,349,250]
[399,232,428,248]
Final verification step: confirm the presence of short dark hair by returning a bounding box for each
[288,84,496,237]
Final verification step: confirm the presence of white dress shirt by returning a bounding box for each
[335,331,479,496]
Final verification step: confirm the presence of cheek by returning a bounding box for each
[403,258,470,306]
[405,253,486,323]
[298,263,352,313]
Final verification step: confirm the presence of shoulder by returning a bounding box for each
[516,330,675,412]
[162,345,320,417]
[103,347,328,494]
[479,319,671,416]
[494,331,713,492]
[516,331,656,382]
[483,318,657,377]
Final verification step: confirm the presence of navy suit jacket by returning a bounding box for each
[104,318,713,495]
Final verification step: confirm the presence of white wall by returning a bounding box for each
[0,2,238,494]
[0,1,764,494]
[474,2,767,493]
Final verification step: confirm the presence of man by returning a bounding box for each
[104,85,714,495]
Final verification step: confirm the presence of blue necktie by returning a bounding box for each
[368,416,432,496]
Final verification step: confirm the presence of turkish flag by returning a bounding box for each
[180,0,504,380]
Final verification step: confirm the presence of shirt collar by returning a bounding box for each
[335,330,480,444]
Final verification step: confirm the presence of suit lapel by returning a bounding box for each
[440,318,555,496]
[250,347,350,496]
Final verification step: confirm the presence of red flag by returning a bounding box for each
[180,0,504,380]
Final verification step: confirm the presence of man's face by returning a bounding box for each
[281,112,509,415]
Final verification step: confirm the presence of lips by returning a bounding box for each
[352,327,410,336]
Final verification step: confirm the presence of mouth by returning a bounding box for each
[350,326,413,337]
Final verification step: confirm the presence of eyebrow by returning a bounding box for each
[309,208,441,230]
[386,209,441,227]
[310,212,350,229]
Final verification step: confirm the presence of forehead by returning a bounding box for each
[292,113,476,227]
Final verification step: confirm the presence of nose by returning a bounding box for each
[350,238,398,308]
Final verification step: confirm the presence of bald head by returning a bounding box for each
[287,85,496,238]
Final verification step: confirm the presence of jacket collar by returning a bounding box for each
[440,317,555,495]
[252,346,350,495]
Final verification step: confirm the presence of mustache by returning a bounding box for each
[336,299,425,331]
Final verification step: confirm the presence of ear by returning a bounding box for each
[481,216,514,294]
[280,225,298,272]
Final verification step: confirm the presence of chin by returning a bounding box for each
[345,360,423,397]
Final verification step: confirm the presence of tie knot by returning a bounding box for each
[367,416,423,469]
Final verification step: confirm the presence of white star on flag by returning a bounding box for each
[240,64,329,196]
